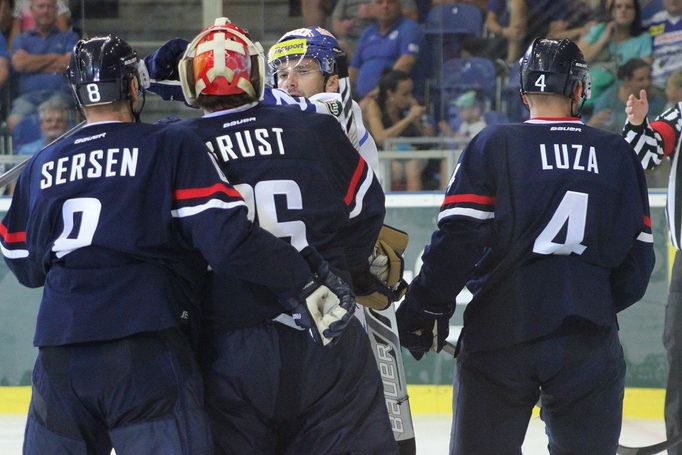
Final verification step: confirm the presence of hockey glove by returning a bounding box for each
[357,225,409,310]
[395,295,453,360]
[144,38,189,102]
[285,248,356,346]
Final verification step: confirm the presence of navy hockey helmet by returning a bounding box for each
[67,35,150,108]
[520,38,591,115]
[267,26,348,85]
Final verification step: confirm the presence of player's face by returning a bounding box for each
[275,57,326,98]
[612,0,636,26]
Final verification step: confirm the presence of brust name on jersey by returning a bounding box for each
[206,127,286,162]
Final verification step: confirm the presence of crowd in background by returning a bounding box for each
[301,0,682,190]
[1,0,681,192]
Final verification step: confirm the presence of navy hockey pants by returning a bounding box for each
[201,317,398,455]
[450,322,625,455]
[664,251,682,454]
[23,329,212,455]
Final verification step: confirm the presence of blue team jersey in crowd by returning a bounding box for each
[409,118,655,352]
[174,102,385,330]
[0,121,314,346]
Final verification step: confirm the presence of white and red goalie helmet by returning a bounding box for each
[178,17,265,106]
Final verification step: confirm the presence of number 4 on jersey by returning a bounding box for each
[533,191,588,255]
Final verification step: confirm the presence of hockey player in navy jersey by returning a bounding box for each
[396,38,655,454]
[624,89,682,453]
[169,19,396,454]
[0,35,357,455]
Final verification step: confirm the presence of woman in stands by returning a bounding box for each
[365,69,433,191]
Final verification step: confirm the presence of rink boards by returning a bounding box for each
[0,193,672,418]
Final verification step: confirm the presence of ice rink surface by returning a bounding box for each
[0,414,667,454]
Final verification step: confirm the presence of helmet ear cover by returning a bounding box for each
[179,17,265,107]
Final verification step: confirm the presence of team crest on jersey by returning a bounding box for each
[325,100,343,117]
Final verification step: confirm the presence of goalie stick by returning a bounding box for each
[0,120,86,190]
[617,434,682,455]
[334,55,417,454]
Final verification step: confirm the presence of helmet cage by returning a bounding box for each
[67,36,150,108]
[178,17,265,107]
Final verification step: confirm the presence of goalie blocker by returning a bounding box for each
[356,224,409,310]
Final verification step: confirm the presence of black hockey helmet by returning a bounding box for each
[67,35,150,108]
[519,38,591,116]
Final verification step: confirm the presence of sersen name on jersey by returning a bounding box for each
[40,147,138,189]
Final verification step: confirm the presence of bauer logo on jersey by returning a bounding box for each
[268,39,308,62]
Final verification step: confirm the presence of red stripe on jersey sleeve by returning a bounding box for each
[644,215,651,228]
[0,223,26,243]
[174,183,242,201]
[442,194,496,207]
[651,121,676,157]
[344,158,366,206]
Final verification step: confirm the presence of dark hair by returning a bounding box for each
[376,70,411,111]
[617,57,651,80]
[609,0,643,37]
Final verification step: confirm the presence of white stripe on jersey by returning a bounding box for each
[349,166,375,219]
[171,199,246,218]
[1,244,28,259]
[438,207,494,222]
[637,232,654,243]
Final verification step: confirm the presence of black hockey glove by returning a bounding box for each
[396,295,453,360]
[284,249,356,346]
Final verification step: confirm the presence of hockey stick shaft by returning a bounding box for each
[0,120,87,190]
[618,433,682,455]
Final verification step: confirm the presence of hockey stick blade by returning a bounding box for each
[0,120,86,190]
[617,433,682,455]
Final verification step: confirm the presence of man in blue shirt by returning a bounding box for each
[8,0,78,133]
[349,0,423,98]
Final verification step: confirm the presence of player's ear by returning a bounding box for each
[129,77,140,103]
[326,74,339,93]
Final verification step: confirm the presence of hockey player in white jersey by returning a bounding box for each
[267,26,379,172]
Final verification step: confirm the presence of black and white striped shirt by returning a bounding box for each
[624,102,682,249]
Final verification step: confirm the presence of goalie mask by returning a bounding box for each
[267,26,348,87]
[178,17,265,107]
[67,35,150,109]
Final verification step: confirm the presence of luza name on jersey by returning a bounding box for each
[206,127,286,162]
[540,143,599,174]
[40,147,138,189]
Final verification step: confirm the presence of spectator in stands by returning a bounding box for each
[504,0,571,62]
[8,0,70,48]
[0,0,12,36]
[0,32,10,98]
[665,69,682,109]
[332,0,417,55]
[647,0,682,88]
[438,90,487,139]
[349,0,424,99]
[8,0,78,133]
[485,0,525,61]
[578,0,652,107]
[14,95,69,155]
[302,0,338,26]
[589,57,665,133]
[365,70,433,190]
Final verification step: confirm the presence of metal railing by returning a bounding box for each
[377,137,468,192]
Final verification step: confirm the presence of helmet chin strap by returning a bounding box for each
[130,91,145,123]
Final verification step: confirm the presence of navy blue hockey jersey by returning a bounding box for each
[408,118,655,352]
[0,121,315,346]
[175,103,385,330]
